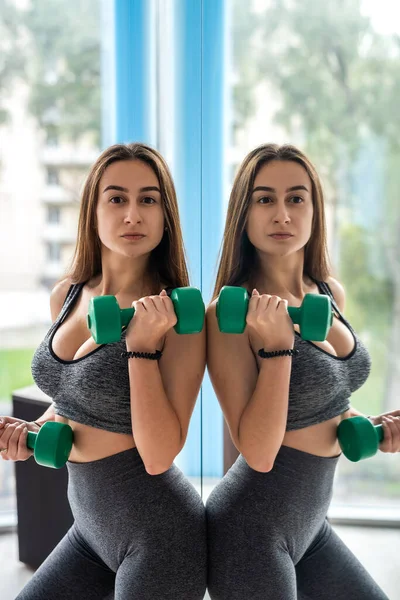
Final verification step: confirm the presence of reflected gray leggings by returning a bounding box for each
[17,448,207,600]
[206,445,389,600]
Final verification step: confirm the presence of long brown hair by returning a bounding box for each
[212,143,331,300]
[65,142,189,291]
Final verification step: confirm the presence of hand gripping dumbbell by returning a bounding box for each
[337,416,384,462]
[27,421,73,469]
[87,287,205,344]
[216,286,333,341]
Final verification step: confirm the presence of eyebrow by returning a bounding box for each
[102,185,161,194]
[252,185,309,194]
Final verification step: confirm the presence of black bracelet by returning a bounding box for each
[257,348,299,359]
[121,350,162,360]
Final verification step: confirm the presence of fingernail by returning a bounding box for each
[24,427,27,433]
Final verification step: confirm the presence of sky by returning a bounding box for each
[361,0,400,35]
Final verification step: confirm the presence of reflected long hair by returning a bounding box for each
[212,143,331,300]
[64,142,189,291]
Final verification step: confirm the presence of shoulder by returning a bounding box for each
[49,278,73,322]
[206,298,221,333]
[326,276,346,313]
[206,298,218,317]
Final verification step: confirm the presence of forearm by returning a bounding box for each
[238,357,292,472]
[128,360,182,474]
[34,403,56,426]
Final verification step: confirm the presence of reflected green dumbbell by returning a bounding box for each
[27,422,73,469]
[337,416,384,462]
[216,286,333,341]
[87,287,205,344]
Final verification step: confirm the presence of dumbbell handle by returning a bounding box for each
[120,307,135,328]
[287,306,300,324]
[27,431,38,450]
[375,424,384,443]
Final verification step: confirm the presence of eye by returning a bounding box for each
[257,196,272,204]
[289,196,304,204]
[141,196,157,204]
[109,196,125,204]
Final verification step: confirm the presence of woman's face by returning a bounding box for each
[96,159,165,259]
[246,160,314,257]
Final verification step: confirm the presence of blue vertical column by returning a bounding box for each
[173,0,227,480]
[101,0,155,146]
[173,0,203,479]
[201,0,227,479]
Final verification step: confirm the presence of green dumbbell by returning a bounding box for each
[27,422,73,469]
[87,287,205,344]
[337,416,384,462]
[216,286,333,341]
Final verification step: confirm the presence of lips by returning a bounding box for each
[269,233,293,239]
[122,234,146,240]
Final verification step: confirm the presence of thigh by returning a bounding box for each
[115,490,207,600]
[296,520,389,600]
[16,525,115,600]
[206,492,297,600]
[115,546,207,600]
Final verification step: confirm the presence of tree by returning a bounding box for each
[0,0,25,125]
[23,0,101,144]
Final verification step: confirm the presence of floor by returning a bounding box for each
[1,526,399,599]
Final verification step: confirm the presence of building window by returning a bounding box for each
[47,242,61,262]
[46,128,59,147]
[46,167,59,186]
[47,206,61,224]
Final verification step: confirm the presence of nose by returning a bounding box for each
[272,202,290,224]
[123,201,142,224]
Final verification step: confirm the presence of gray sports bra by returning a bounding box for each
[286,280,372,430]
[31,283,133,434]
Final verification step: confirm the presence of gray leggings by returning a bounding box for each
[17,447,207,600]
[206,445,389,600]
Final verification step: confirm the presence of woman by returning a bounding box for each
[206,143,399,599]
[0,143,207,599]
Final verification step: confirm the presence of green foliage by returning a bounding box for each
[339,222,393,333]
[0,349,35,403]
[23,0,101,144]
[232,1,260,133]
[0,0,25,124]
[234,0,400,175]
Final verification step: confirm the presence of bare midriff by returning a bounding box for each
[55,415,136,463]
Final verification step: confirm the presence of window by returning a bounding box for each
[46,242,61,262]
[46,168,59,186]
[46,128,59,147]
[47,206,61,224]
